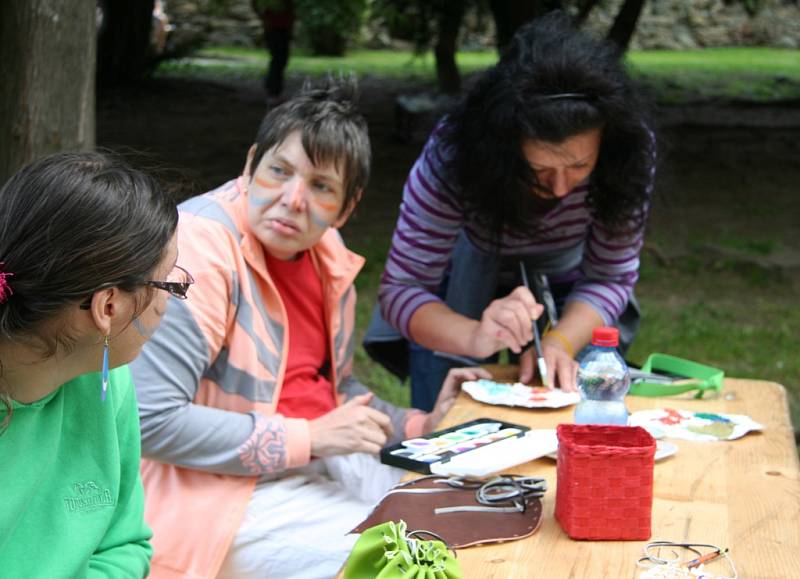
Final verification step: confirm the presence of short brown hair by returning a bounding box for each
[250,80,371,217]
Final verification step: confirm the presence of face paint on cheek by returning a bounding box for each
[133,316,159,340]
[309,211,331,229]
[308,206,334,229]
[312,198,340,213]
[254,176,281,190]
[308,198,340,228]
[248,189,280,207]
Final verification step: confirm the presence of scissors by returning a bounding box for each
[432,474,548,514]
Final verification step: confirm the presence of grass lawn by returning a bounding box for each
[157,46,800,102]
[155,46,800,434]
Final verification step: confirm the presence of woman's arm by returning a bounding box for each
[409,289,543,359]
[131,216,313,477]
[407,302,482,354]
[381,131,546,359]
[132,297,311,476]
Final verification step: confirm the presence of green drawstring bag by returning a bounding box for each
[343,520,463,579]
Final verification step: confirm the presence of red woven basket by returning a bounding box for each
[555,424,656,541]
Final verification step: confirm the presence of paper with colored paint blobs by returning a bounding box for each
[462,379,581,409]
[628,408,763,441]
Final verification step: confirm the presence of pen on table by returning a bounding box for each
[518,261,549,388]
[686,548,727,569]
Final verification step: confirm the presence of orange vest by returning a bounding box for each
[141,178,363,578]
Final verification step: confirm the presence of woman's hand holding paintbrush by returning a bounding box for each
[467,288,543,361]
[445,268,578,390]
[520,342,579,392]
[518,262,550,389]
[517,262,580,392]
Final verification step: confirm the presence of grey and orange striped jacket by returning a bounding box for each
[131,177,426,579]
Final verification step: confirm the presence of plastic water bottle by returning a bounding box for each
[574,327,631,425]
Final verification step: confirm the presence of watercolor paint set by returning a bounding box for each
[380,418,557,476]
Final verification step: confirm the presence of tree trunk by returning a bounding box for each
[489,0,561,52]
[607,0,647,53]
[96,0,155,86]
[0,0,96,185]
[309,29,347,57]
[575,0,603,25]
[434,0,465,94]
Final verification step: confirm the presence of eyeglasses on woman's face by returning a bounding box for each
[79,265,194,310]
[142,264,194,300]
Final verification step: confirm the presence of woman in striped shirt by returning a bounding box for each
[365,11,656,410]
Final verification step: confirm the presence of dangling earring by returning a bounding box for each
[101,336,110,402]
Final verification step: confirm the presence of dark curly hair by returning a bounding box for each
[442,11,655,242]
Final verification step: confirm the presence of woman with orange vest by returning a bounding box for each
[130,82,491,578]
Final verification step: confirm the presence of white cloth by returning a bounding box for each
[217,453,405,579]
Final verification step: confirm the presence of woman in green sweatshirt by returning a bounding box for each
[0,152,190,578]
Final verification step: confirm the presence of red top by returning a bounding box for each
[267,251,337,420]
[592,326,619,347]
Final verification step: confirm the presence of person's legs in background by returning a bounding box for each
[253,1,295,103]
[408,344,461,411]
[264,24,291,99]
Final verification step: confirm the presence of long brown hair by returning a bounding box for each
[0,151,178,432]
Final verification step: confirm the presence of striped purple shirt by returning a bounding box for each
[379,131,649,340]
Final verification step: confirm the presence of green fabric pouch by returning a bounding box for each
[628,353,724,399]
[343,520,463,579]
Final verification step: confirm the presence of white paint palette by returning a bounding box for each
[462,379,581,409]
[381,418,556,476]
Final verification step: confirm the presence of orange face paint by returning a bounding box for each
[254,175,281,190]
[310,198,340,213]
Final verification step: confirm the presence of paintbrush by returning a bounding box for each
[686,548,728,569]
[518,261,549,388]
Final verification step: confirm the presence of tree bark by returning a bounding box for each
[434,0,465,94]
[0,0,96,185]
[607,0,647,53]
[96,0,155,86]
[575,0,602,25]
[308,29,347,57]
[489,0,561,52]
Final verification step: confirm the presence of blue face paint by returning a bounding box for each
[248,190,280,207]
[308,207,332,229]
[133,317,157,339]
[248,166,340,234]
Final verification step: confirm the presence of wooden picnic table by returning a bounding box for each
[416,365,800,578]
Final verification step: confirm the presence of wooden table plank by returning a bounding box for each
[420,366,800,578]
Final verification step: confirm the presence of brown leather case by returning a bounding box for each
[351,476,543,548]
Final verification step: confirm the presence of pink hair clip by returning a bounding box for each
[0,262,13,304]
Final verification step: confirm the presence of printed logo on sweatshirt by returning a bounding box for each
[63,480,115,514]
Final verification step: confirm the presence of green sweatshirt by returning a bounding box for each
[0,366,152,578]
